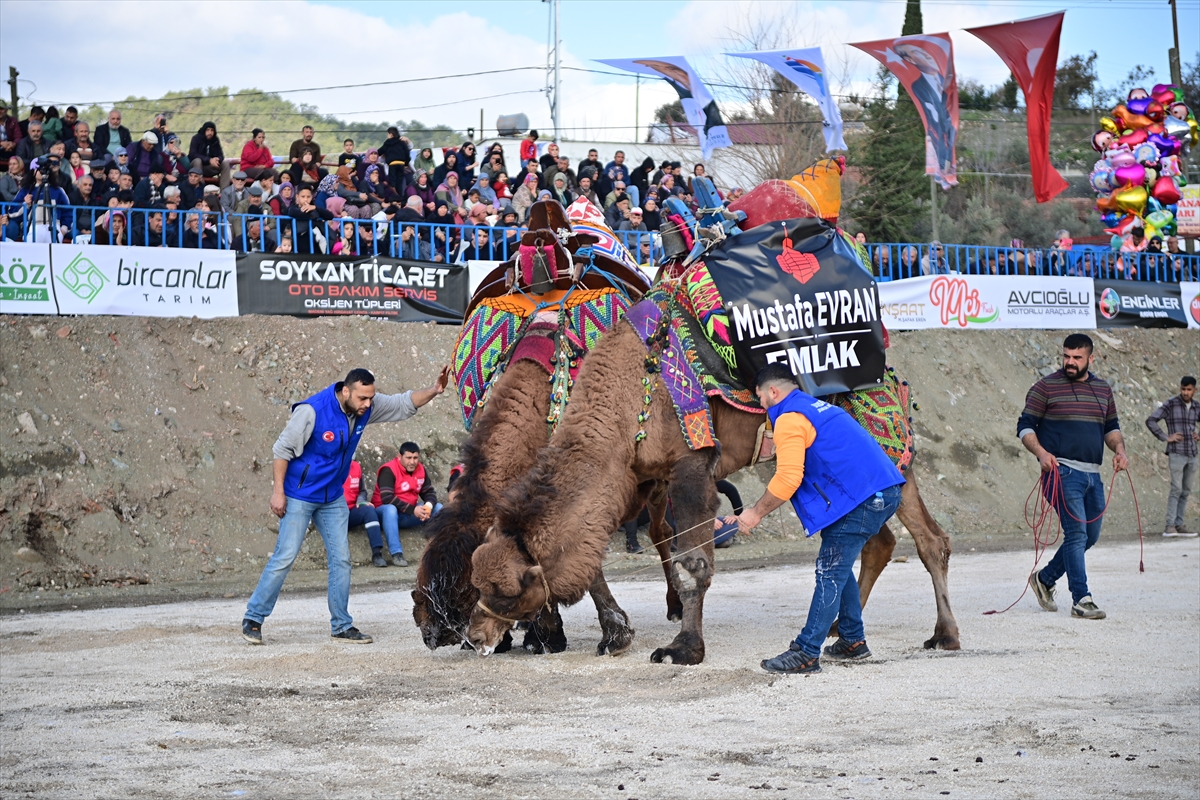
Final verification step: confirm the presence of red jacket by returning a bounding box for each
[240,141,274,170]
[519,139,537,162]
[342,461,363,509]
[371,457,436,513]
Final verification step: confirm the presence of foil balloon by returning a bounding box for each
[1145,209,1174,231]
[1151,175,1182,205]
[1106,146,1136,167]
[1090,165,1115,194]
[1117,128,1148,148]
[1113,163,1146,187]
[1101,212,1120,227]
[1127,96,1152,116]
[1114,105,1153,130]
[1113,183,1148,214]
[1095,192,1123,213]
[1145,101,1165,123]
[1164,115,1191,141]
[1099,116,1119,134]
[1091,130,1114,152]
[1152,84,1177,105]
[1148,131,1181,158]
[1133,142,1159,165]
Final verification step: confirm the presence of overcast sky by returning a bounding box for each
[1,0,1196,141]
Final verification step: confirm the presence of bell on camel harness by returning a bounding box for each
[634,301,672,444]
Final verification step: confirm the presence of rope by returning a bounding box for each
[591,513,729,585]
[984,465,1144,616]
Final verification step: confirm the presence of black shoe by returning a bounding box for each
[242,618,263,645]
[391,553,409,568]
[626,540,644,554]
[761,642,821,674]
[331,627,373,644]
[823,638,871,661]
[371,548,388,568]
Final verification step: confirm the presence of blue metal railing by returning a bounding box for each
[2,201,1196,282]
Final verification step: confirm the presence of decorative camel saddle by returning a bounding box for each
[451,199,651,432]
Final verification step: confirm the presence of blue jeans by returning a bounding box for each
[347,504,382,550]
[1039,465,1105,603]
[374,503,442,555]
[246,497,353,635]
[794,485,903,658]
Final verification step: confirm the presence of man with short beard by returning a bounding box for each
[65,121,93,162]
[15,120,47,163]
[242,366,450,646]
[94,109,132,158]
[1020,333,1128,621]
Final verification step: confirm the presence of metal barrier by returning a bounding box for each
[2,201,1196,281]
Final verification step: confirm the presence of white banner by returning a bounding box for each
[879,274,1096,330]
[51,245,238,318]
[0,242,58,314]
[1183,282,1200,330]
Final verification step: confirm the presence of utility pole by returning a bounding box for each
[543,0,561,141]
[7,67,18,116]
[553,0,561,140]
[1169,0,1182,87]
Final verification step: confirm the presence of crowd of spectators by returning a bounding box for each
[0,105,726,264]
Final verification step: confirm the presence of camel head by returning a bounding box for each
[467,526,551,656]
[411,584,470,651]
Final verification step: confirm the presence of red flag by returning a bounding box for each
[852,34,959,189]
[966,13,1069,203]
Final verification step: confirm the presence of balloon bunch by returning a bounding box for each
[1089,83,1198,244]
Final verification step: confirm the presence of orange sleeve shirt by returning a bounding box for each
[767,412,817,501]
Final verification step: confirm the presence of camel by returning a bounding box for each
[466,318,961,663]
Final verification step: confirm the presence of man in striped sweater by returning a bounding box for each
[1018,333,1129,620]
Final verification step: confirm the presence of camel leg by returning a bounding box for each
[523,604,568,654]
[650,454,717,665]
[646,482,682,622]
[589,569,635,656]
[895,472,961,650]
[827,525,897,640]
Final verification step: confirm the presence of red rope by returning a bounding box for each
[984,465,1144,616]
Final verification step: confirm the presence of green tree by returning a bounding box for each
[901,0,923,36]
[1054,52,1097,110]
[998,76,1019,111]
[653,100,686,124]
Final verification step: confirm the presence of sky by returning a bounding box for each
[1,0,1197,143]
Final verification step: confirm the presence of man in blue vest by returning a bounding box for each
[726,363,905,674]
[242,366,450,646]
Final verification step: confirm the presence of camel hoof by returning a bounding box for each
[667,611,682,623]
[494,631,514,654]
[649,645,704,665]
[923,634,961,651]
[522,627,568,654]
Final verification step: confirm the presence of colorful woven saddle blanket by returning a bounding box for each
[827,368,915,472]
[452,288,630,431]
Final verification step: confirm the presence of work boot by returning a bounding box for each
[371,547,388,568]
[1071,595,1106,620]
[241,618,263,645]
[760,642,821,674]
[823,638,872,661]
[1029,573,1057,612]
[391,552,409,568]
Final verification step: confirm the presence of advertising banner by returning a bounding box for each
[878,274,1096,330]
[50,245,239,318]
[237,253,468,323]
[702,218,886,396]
[0,242,58,315]
[1094,280,1187,328]
[1182,282,1200,330]
[1178,185,1200,238]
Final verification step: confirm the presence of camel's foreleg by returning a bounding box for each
[589,569,635,656]
[895,471,961,650]
[646,481,682,622]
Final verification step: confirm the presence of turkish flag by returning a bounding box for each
[966,13,1069,203]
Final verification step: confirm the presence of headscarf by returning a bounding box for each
[467,203,489,225]
[364,164,383,185]
[317,173,339,196]
[276,182,295,212]
[335,166,357,191]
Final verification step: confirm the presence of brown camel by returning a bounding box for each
[467,319,960,663]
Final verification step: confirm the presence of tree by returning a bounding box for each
[1054,52,1097,110]
[998,76,1019,111]
[653,100,686,125]
[959,79,994,111]
[901,0,923,36]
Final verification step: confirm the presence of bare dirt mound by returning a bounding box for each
[0,316,1194,612]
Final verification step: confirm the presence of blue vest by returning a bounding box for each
[767,389,904,534]
[283,383,372,504]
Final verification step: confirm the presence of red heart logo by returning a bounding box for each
[777,248,820,283]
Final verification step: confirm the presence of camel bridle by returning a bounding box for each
[474,565,554,627]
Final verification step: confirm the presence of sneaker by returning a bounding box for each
[761,642,821,674]
[1071,595,1106,620]
[331,627,374,643]
[372,550,388,568]
[1164,526,1180,537]
[1175,524,1197,537]
[241,618,263,645]
[391,553,409,568]
[1029,573,1057,613]
[823,638,872,661]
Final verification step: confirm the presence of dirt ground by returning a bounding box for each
[1,539,1196,799]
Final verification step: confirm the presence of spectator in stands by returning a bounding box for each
[538,142,560,172]
[239,129,274,181]
[573,174,598,207]
[95,110,131,159]
[288,185,333,253]
[360,165,396,214]
[378,127,410,193]
[271,180,295,216]
[94,208,128,246]
[1117,225,1145,279]
[14,160,72,241]
[406,171,436,213]
[435,170,466,217]
[511,159,541,193]
[64,122,93,163]
[577,148,602,181]
[413,146,436,177]
[1165,237,1193,281]
[0,155,22,201]
[354,147,382,183]
[114,147,130,174]
[126,131,159,185]
[604,192,632,230]
[187,121,225,184]
[549,172,573,206]
[921,241,950,275]
[371,442,442,565]
[431,200,459,257]
[179,166,204,209]
[481,151,505,180]
[458,141,479,183]
[102,163,121,196]
[641,195,661,231]
[182,207,218,249]
[520,129,538,167]
[332,165,372,218]
[494,205,519,255]
[1047,229,1073,275]
[66,150,86,185]
[288,147,325,189]
[116,171,135,195]
[58,106,79,142]
[136,210,166,248]
[0,100,21,161]
[432,151,460,189]
[604,152,630,195]
[235,185,275,234]
[396,197,432,260]
[511,172,539,222]
[899,245,918,276]
[490,170,513,205]
[544,156,574,192]
[629,157,654,205]
[471,172,497,206]
[456,225,496,262]
[133,164,167,207]
[616,206,647,234]
[15,121,48,164]
[18,105,44,139]
[161,135,190,185]
[651,159,671,185]
[222,170,253,215]
[233,209,277,253]
[44,143,72,189]
[603,180,627,210]
[289,126,321,167]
